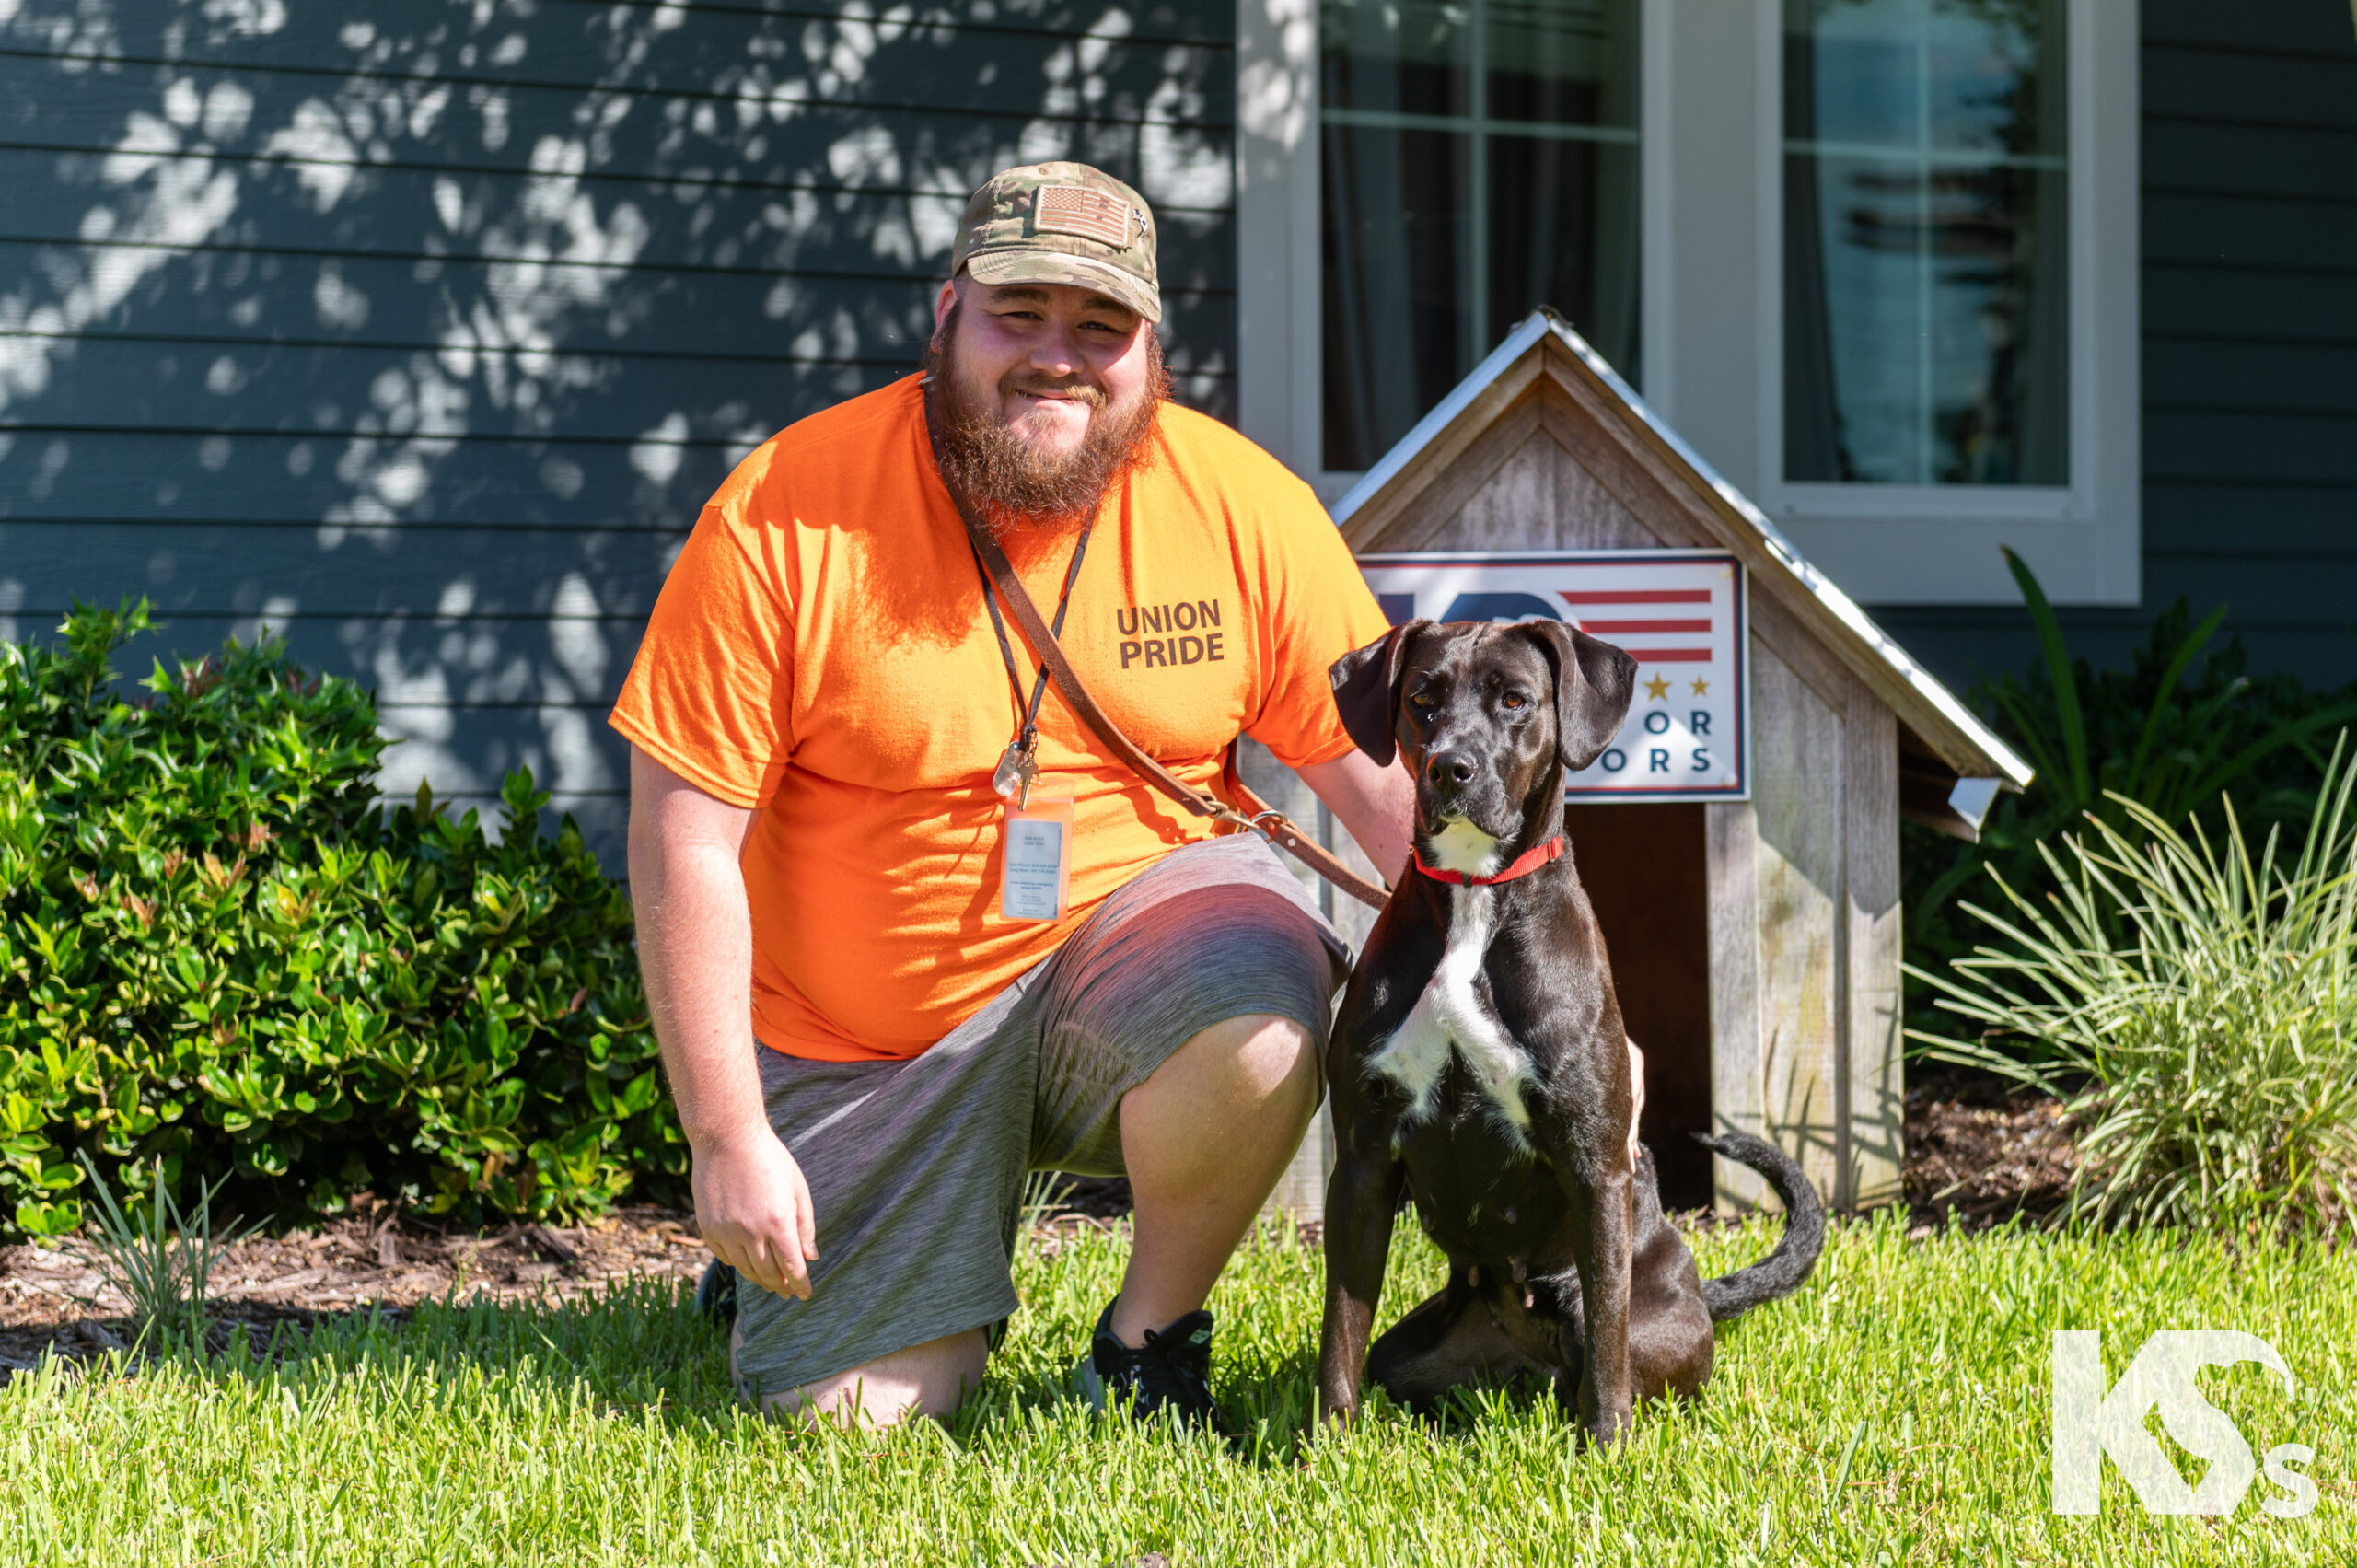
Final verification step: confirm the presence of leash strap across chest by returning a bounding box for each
[924,405,1390,911]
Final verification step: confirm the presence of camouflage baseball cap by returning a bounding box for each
[950,161,1162,324]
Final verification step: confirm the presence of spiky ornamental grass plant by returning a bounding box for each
[74,1152,254,1353]
[1909,737,2357,1235]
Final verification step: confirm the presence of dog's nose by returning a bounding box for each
[1425,752,1476,789]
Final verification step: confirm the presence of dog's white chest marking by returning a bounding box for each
[1366,885,1535,1138]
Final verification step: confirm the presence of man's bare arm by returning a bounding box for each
[627,746,818,1299]
[1295,749,1416,890]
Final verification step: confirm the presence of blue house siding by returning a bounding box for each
[9,0,2350,847]
[1870,0,2357,700]
[0,0,1237,857]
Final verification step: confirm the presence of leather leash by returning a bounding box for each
[925,406,1390,911]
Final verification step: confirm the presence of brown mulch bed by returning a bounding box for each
[1902,1065,2078,1228]
[0,1203,714,1376]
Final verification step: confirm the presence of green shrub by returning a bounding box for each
[1902,553,2357,1044]
[0,599,682,1238]
[1908,740,2357,1235]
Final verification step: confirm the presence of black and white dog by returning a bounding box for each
[1317,619,1824,1445]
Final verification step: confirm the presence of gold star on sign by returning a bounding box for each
[1690,677,1710,696]
[1643,673,1671,701]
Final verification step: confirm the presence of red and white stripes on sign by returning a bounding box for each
[1558,589,1714,662]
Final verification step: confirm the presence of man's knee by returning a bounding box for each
[1212,1011,1319,1098]
[734,1325,987,1431]
[1140,1012,1318,1111]
[1627,1038,1646,1166]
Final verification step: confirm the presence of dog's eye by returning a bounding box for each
[1500,692,1528,710]
[1409,691,1436,709]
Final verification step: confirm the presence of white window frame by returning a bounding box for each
[1235,0,2138,605]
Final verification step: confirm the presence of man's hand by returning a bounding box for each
[692,1128,819,1300]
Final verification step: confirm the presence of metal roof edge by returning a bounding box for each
[1329,309,2035,789]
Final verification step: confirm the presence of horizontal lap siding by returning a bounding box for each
[1869,0,2357,701]
[0,0,1238,862]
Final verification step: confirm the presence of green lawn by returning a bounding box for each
[2,1211,2349,1565]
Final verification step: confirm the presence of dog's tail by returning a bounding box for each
[1689,1131,1827,1323]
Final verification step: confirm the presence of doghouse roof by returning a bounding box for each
[1332,311,2033,796]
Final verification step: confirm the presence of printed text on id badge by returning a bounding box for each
[1001,795,1073,921]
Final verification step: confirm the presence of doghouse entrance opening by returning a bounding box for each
[1562,802,1713,1211]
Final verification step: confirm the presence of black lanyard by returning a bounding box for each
[970,522,1096,796]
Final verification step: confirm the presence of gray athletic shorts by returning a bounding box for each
[729,833,1349,1400]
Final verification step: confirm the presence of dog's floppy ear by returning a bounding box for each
[1328,621,1428,765]
[1522,621,1639,772]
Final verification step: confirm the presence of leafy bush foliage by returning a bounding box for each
[1910,742,2357,1235]
[0,601,681,1238]
[1903,552,2357,1041]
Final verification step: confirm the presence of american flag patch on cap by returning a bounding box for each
[1033,185,1135,249]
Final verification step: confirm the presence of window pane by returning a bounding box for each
[1321,0,1469,119]
[1322,125,1472,472]
[1782,3,1917,145]
[1488,134,1641,363]
[1783,0,2061,154]
[1486,0,1638,128]
[1321,0,1641,472]
[1783,0,2067,486]
[1925,3,2062,155]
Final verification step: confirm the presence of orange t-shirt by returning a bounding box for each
[609,375,1389,1062]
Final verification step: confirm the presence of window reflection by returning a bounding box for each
[1782,0,2069,486]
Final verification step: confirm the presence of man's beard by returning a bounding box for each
[921,300,1169,539]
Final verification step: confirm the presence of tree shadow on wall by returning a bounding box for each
[0,0,1237,858]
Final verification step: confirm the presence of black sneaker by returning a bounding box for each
[693,1258,738,1324]
[1072,1297,1217,1426]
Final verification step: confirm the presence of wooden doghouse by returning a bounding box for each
[1257,313,2030,1217]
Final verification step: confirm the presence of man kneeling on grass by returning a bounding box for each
[611,161,1413,1429]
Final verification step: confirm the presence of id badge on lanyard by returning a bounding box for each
[967,507,1094,923]
[1001,791,1074,922]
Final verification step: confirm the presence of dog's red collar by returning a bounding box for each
[1411,835,1566,887]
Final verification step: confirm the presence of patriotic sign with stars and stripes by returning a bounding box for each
[1357,550,1749,802]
